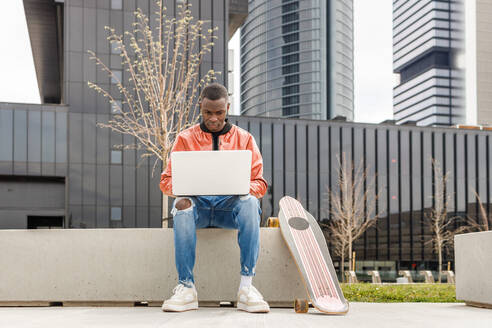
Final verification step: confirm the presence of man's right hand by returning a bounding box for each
[175,198,192,210]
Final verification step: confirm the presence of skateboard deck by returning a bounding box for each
[278,196,349,314]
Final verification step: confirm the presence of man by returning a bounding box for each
[159,83,269,313]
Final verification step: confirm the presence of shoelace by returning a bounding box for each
[173,284,185,294]
[170,284,187,299]
[245,286,264,301]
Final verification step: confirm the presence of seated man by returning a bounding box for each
[159,83,269,313]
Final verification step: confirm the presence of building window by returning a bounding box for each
[111,70,122,84]
[282,22,298,34]
[283,95,299,106]
[284,74,299,85]
[111,207,122,221]
[111,41,122,54]
[282,12,299,24]
[282,43,299,54]
[0,110,13,161]
[111,100,122,114]
[111,0,122,10]
[282,2,299,13]
[283,33,299,44]
[282,53,299,65]
[399,50,451,84]
[282,105,299,117]
[282,85,299,96]
[111,150,122,164]
[282,64,299,75]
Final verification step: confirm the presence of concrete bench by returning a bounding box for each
[398,270,414,283]
[368,270,382,284]
[0,228,306,307]
[455,231,492,308]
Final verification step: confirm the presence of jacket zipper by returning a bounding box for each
[212,134,219,150]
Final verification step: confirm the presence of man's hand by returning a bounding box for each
[175,198,192,210]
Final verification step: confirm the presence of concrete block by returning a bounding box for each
[368,270,381,284]
[0,228,305,304]
[455,231,492,308]
[443,271,455,284]
[398,270,414,283]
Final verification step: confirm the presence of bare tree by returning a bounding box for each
[87,1,218,224]
[322,153,380,281]
[471,191,491,231]
[425,159,455,283]
[455,189,491,233]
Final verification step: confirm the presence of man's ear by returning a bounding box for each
[226,102,230,114]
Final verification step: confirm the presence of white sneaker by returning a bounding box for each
[162,284,198,312]
[237,286,270,313]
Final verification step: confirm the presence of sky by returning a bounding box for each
[352,0,394,123]
[0,0,395,123]
[0,0,40,104]
[227,0,395,123]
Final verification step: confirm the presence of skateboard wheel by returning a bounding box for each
[267,217,279,227]
[294,299,309,313]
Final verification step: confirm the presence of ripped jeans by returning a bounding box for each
[171,195,262,287]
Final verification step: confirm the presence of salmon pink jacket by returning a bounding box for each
[160,122,268,198]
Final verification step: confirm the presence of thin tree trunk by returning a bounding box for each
[438,245,442,283]
[341,253,345,283]
[348,237,353,272]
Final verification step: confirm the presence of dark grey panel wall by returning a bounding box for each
[64,0,228,115]
[63,0,228,228]
[0,104,68,177]
[232,115,492,263]
[0,177,65,229]
[66,112,162,228]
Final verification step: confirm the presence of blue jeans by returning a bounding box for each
[171,195,262,287]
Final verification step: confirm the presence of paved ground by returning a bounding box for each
[0,303,491,328]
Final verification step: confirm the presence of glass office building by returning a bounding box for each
[240,0,354,120]
[0,0,241,229]
[228,116,491,276]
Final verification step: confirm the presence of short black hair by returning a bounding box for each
[200,83,229,102]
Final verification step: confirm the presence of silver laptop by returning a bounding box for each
[171,150,252,196]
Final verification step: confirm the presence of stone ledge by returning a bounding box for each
[455,231,492,307]
[0,228,305,305]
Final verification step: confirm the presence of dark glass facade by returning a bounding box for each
[231,115,491,270]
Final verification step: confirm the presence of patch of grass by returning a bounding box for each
[341,283,459,303]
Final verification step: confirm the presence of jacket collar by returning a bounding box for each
[199,118,232,136]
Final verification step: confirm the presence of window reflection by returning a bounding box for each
[0,110,13,161]
[14,110,27,162]
[111,150,122,164]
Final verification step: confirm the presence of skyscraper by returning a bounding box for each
[240,0,354,120]
[463,0,492,126]
[393,0,465,126]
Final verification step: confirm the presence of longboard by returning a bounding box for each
[278,196,349,314]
